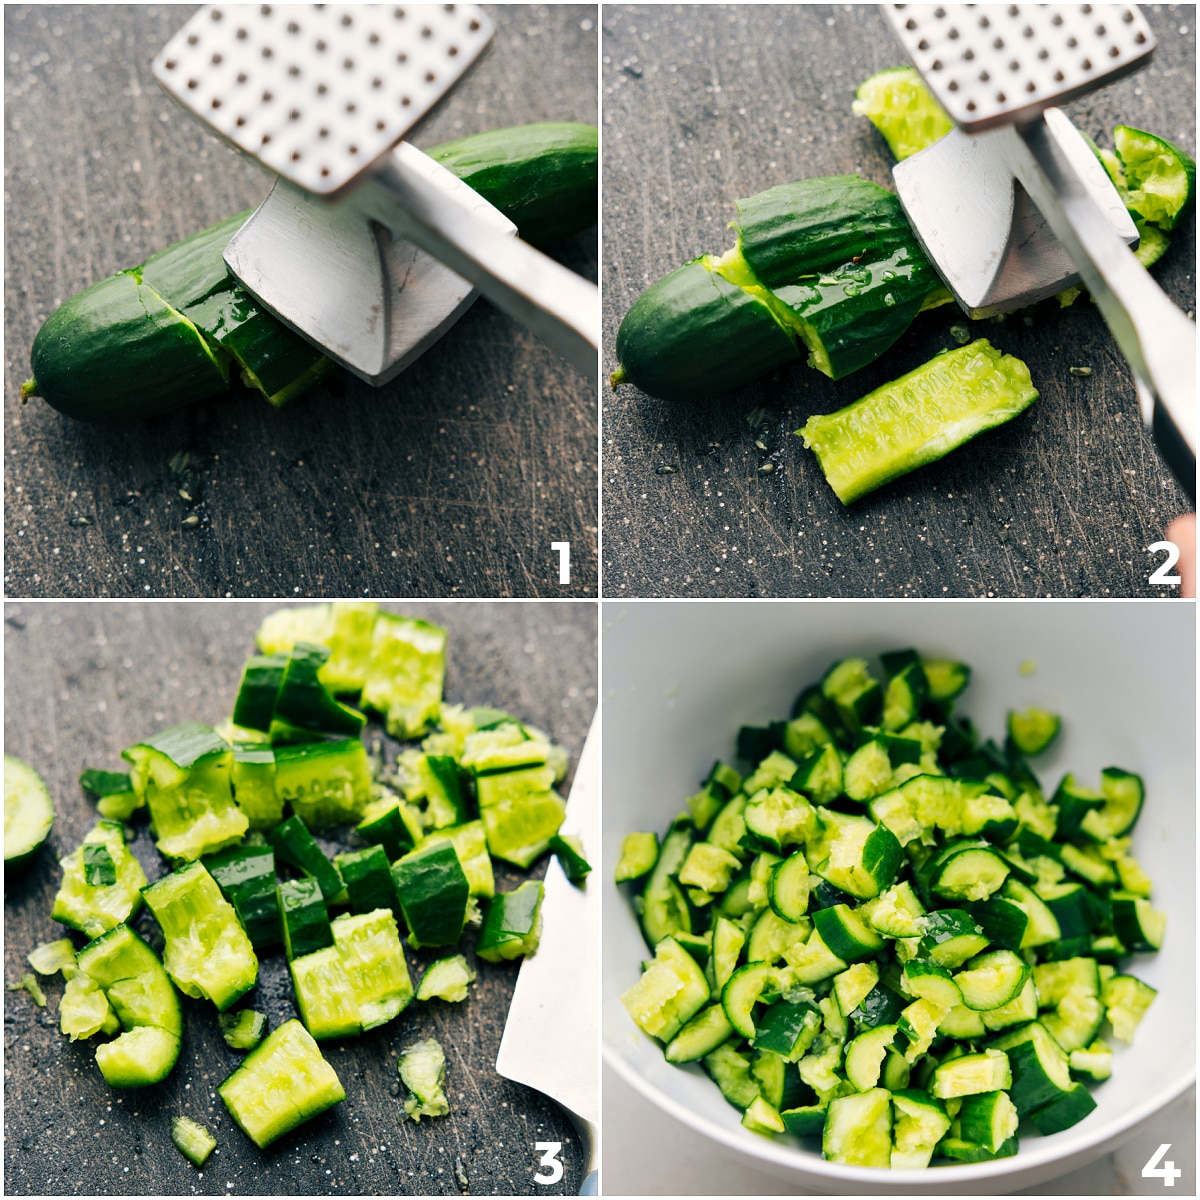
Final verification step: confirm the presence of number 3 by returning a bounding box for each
[534,1141,564,1186]
[1147,541,1182,586]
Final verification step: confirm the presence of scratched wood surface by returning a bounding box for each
[4,5,598,599]
[601,4,1195,598]
[3,600,597,1196]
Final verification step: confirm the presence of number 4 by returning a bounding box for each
[534,1141,564,1185]
[1143,1143,1182,1187]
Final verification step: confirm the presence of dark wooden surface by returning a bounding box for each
[601,4,1195,598]
[4,5,598,599]
[3,600,597,1196]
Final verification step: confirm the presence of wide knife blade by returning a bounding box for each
[496,711,599,1189]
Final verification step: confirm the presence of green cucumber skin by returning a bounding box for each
[612,175,944,400]
[613,259,800,401]
[426,122,598,249]
[27,122,598,423]
[733,176,914,288]
[29,270,230,422]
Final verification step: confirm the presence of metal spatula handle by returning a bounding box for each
[373,154,598,378]
[999,115,1196,499]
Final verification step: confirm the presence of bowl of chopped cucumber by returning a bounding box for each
[602,600,1195,1194]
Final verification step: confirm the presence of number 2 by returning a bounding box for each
[534,1141,564,1185]
[1147,541,1181,586]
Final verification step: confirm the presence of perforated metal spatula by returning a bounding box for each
[153,5,598,381]
[884,4,1195,498]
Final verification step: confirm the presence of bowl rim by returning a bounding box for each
[602,1039,1196,1186]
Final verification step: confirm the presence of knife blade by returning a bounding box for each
[495,711,599,1192]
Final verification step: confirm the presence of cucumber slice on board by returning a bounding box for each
[4,755,55,868]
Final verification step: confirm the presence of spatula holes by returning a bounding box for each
[371,77,383,89]
[1008,59,1019,72]
[1007,4,1019,16]
[1066,36,1077,48]
[401,95,412,107]
[992,36,1005,50]
[187,33,199,46]
[262,90,273,103]
[963,47,974,60]
[315,38,327,52]
[1108,44,1121,58]
[1134,31,1146,44]
[209,8,223,21]
[262,46,274,58]
[1037,47,1048,59]
[348,144,359,156]
[234,28,246,41]
[947,79,959,91]
[1051,12,1063,25]
[905,18,917,30]
[425,70,436,82]
[345,101,357,114]
[287,21,300,34]
[965,99,977,112]
[318,127,329,138]
[394,7,406,19]
[978,14,990,29]
[340,13,353,26]
[1053,68,1065,81]
[211,97,222,109]
[375,119,386,131]
[164,58,176,71]
[320,166,331,178]
[397,51,408,64]
[186,77,199,90]
[343,57,355,70]
[288,108,301,122]
[290,149,302,162]
[933,7,945,20]
[211,52,223,65]
[1025,80,1037,93]
[287,64,301,77]
[369,32,380,44]
[261,133,272,146]
[235,115,247,127]
[236,71,247,84]
[979,69,990,83]
[448,45,459,56]
[1094,23,1107,37]
[917,38,929,51]
[1080,56,1092,71]
[996,90,1007,103]
[421,26,433,38]
[468,19,480,31]
[316,82,328,95]
[260,4,272,14]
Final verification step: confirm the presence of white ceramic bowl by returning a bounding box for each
[602,600,1196,1195]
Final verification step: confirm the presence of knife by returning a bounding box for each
[496,711,599,1194]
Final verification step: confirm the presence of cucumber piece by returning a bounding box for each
[902,961,964,1010]
[204,843,280,951]
[361,613,446,740]
[853,67,954,161]
[930,1049,1011,1099]
[812,904,886,962]
[334,845,401,916]
[1006,708,1061,756]
[4,756,55,867]
[926,839,1011,903]
[142,861,259,1012]
[751,998,822,1062]
[722,961,785,1039]
[1112,125,1196,231]
[417,820,494,900]
[845,1024,899,1091]
[1111,896,1166,952]
[52,821,147,937]
[231,743,282,830]
[703,1043,759,1110]
[272,739,372,831]
[611,258,802,401]
[268,814,346,902]
[75,924,182,1088]
[1103,973,1157,1043]
[220,1008,268,1051]
[27,938,77,977]
[399,1037,451,1121]
[357,797,422,862]
[1080,768,1145,841]
[392,840,470,950]
[478,881,544,962]
[426,122,597,247]
[798,340,1038,505]
[79,767,142,821]
[823,1087,893,1168]
[665,1003,736,1064]
[219,1019,346,1147]
[123,723,247,863]
[171,1116,217,1167]
[622,937,711,1043]
[953,950,1029,1013]
[415,954,476,1004]
[278,877,333,961]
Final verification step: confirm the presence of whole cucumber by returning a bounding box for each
[611,175,951,402]
[24,122,598,423]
